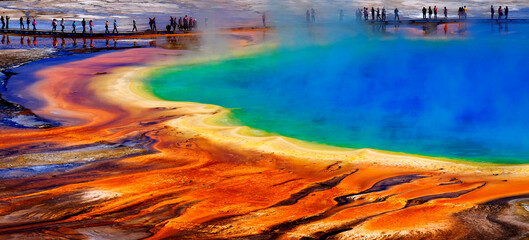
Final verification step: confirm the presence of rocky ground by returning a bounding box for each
[0,49,55,71]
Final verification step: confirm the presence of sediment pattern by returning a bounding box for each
[1,45,529,239]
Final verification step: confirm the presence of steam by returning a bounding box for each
[151,0,529,163]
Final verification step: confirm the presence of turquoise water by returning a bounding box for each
[146,24,529,164]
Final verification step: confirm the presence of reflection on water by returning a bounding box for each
[0,34,200,50]
[369,21,516,37]
[0,22,517,50]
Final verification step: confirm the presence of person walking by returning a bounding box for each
[105,20,109,33]
[149,18,153,31]
[491,5,495,19]
[422,7,427,19]
[311,8,316,22]
[112,19,118,34]
[89,20,93,33]
[359,8,363,21]
[19,17,24,30]
[72,20,76,33]
[26,17,30,29]
[371,7,375,21]
[463,6,467,19]
[178,17,182,30]
[81,18,86,33]
[5,16,9,29]
[394,8,400,21]
[1,16,4,29]
[263,12,266,26]
[428,6,432,19]
[60,18,64,32]
[382,8,386,21]
[132,19,137,32]
[434,6,438,19]
[32,18,36,31]
[306,10,310,22]
[376,8,380,21]
[505,6,509,19]
[498,6,503,19]
[360,8,367,21]
[444,7,448,19]
[152,17,157,31]
[52,19,57,32]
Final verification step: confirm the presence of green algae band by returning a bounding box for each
[146,31,529,164]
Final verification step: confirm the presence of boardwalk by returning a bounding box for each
[0,26,271,38]
[0,19,527,38]
[0,29,195,38]
[367,18,529,25]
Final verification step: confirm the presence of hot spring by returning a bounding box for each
[145,23,529,164]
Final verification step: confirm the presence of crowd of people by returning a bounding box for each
[457,6,468,19]
[163,15,198,31]
[491,6,509,19]
[306,8,316,22]
[354,6,449,22]
[0,15,200,34]
[356,7,389,21]
[350,5,515,22]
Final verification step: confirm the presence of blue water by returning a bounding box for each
[146,23,529,164]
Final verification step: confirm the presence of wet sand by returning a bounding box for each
[1,29,529,239]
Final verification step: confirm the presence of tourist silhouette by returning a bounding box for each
[112,19,118,34]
